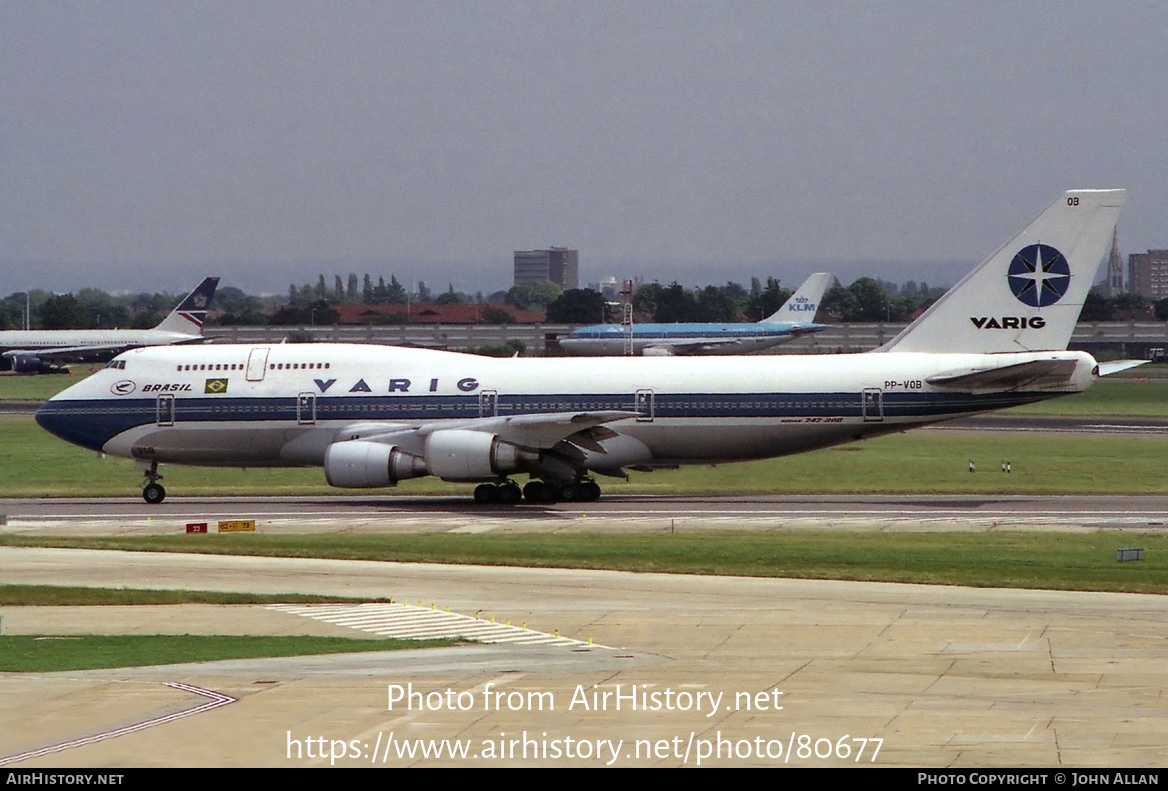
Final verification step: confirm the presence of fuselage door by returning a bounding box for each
[297,392,317,425]
[862,388,883,422]
[478,389,498,417]
[635,388,655,422]
[156,394,175,427]
[246,348,270,382]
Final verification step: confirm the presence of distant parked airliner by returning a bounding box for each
[0,278,218,374]
[559,272,833,356]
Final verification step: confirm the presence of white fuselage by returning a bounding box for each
[0,328,200,352]
[37,343,1097,480]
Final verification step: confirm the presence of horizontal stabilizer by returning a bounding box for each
[926,358,1079,391]
[1097,359,1150,376]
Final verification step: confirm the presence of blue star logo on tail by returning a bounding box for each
[1008,244,1070,307]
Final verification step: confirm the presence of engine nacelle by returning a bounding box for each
[9,354,69,374]
[424,429,541,482]
[323,441,426,489]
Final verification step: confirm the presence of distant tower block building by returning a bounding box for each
[513,247,579,289]
[1105,227,1125,295]
[1128,250,1168,299]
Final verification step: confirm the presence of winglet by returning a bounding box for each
[761,272,834,323]
[879,190,1125,354]
[154,277,220,335]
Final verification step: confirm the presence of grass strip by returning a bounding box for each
[0,634,461,672]
[0,584,388,606]
[4,532,1166,594]
[5,413,1168,495]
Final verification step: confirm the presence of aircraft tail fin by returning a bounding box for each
[154,277,220,335]
[880,190,1125,354]
[761,272,834,323]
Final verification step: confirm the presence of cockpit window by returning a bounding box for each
[105,360,126,370]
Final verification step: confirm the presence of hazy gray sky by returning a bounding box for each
[2,1,1165,295]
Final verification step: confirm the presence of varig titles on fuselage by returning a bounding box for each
[315,376,481,394]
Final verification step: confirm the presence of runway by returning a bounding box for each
[3,493,1168,534]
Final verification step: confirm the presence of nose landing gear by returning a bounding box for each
[141,462,166,504]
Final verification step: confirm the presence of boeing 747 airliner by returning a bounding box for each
[36,192,1132,504]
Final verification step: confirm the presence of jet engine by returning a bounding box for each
[323,440,427,488]
[424,429,541,482]
[8,355,69,374]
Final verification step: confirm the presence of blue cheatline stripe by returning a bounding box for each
[35,389,1054,453]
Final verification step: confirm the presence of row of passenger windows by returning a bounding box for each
[172,362,332,372]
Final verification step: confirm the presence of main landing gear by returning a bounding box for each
[473,481,522,504]
[472,478,601,505]
[141,462,166,504]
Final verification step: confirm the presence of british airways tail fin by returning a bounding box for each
[762,272,833,323]
[154,277,220,335]
[880,190,1125,354]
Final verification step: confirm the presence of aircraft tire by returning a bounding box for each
[523,481,554,504]
[473,483,499,504]
[498,483,522,504]
[143,483,166,505]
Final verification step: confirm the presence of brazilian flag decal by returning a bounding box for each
[204,378,229,394]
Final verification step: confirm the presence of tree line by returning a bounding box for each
[5,274,1168,331]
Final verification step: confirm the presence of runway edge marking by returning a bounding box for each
[268,602,613,650]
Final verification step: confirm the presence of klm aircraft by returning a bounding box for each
[559,272,833,356]
[36,191,1135,505]
[1,277,219,374]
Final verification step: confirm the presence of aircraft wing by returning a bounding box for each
[1,345,131,363]
[926,358,1080,391]
[643,340,736,355]
[340,410,639,452]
